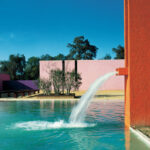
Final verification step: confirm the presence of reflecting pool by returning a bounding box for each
[0,100,149,150]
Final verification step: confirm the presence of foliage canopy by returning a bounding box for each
[67,36,98,60]
[112,45,124,59]
[0,54,26,80]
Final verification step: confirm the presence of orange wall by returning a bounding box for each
[124,0,130,128]
[125,0,150,126]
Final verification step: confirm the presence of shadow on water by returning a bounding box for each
[95,94,124,98]
[75,94,124,98]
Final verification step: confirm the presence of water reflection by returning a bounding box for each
[87,100,124,124]
[0,100,77,113]
[39,100,77,118]
[0,100,149,150]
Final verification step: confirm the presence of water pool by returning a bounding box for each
[0,100,149,150]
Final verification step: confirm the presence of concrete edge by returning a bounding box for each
[0,98,124,102]
[0,99,78,101]
[130,127,150,148]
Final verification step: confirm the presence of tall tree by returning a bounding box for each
[54,53,66,60]
[112,45,124,59]
[67,36,98,60]
[25,57,40,80]
[41,53,66,60]
[0,54,26,80]
[40,54,54,60]
[103,54,112,60]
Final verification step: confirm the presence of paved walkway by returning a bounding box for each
[0,90,124,101]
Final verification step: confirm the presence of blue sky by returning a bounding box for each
[0,0,124,60]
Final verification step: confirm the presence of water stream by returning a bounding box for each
[69,72,116,123]
[11,72,116,130]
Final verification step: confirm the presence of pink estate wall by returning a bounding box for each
[0,74,10,91]
[40,60,125,91]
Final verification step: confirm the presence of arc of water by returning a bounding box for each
[69,72,117,123]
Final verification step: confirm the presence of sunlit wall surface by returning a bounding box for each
[40,60,124,91]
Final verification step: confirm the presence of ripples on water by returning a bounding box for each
[0,100,149,150]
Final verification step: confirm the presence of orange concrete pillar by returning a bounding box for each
[118,0,150,127]
[128,0,150,126]
[124,0,130,128]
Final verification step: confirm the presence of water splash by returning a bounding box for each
[69,72,116,123]
[10,120,95,131]
[10,72,116,131]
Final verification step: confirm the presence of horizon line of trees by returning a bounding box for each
[0,36,124,80]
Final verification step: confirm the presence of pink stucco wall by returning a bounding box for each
[40,60,125,90]
[0,74,10,91]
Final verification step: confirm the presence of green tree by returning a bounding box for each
[40,54,54,60]
[0,54,26,80]
[103,54,112,60]
[41,53,66,60]
[67,36,98,60]
[25,56,40,80]
[51,69,63,95]
[112,45,124,59]
[54,53,66,60]
[0,61,10,74]
[40,79,52,95]
[65,71,82,95]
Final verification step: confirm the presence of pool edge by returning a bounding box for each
[130,127,150,148]
[0,98,124,102]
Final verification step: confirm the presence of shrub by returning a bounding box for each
[51,69,63,95]
[40,69,82,96]
[40,79,52,95]
[65,71,82,95]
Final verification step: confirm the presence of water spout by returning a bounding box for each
[69,71,117,123]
